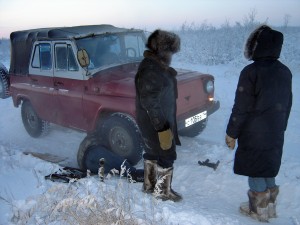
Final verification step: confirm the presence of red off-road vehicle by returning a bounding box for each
[0,25,219,169]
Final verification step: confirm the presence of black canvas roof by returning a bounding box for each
[10,25,138,41]
[9,25,141,74]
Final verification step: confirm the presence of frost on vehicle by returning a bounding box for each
[7,25,220,169]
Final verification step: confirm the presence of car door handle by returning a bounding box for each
[30,78,38,82]
[54,81,64,86]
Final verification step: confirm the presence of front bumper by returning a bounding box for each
[207,100,220,116]
[177,100,220,131]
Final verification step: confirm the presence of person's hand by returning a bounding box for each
[225,134,236,150]
[158,129,173,150]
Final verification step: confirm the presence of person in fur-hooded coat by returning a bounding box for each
[225,25,292,221]
[135,29,182,202]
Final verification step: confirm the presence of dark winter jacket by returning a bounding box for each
[226,25,293,177]
[135,50,181,149]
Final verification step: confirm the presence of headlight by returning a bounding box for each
[205,80,214,93]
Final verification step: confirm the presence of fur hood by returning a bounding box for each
[244,25,283,60]
[143,50,177,76]
[146,29,180,54]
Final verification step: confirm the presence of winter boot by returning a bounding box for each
[143,160,157,193]
[240,189,270,222]
[268,186,279,218]
[154,166,182,202]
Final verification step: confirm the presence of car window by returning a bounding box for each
[76,32,146,70]
[40,44,52,70]
[56,45,67,70]
[124,34,145,58]
[68,45,79,71]
[31,43,52,70]
[94,35,121,67]
[55,44,79,71]
[32,45,40,68]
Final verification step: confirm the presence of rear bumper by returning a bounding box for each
[177,100,220,130]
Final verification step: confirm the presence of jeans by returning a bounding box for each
[248,177,276,192]
[85,145,138,174]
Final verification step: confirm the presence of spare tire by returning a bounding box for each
[77,134,126,174]
[77,132,103,170]
[0,63,10,99]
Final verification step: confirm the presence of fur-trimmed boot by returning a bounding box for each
[143,160,157,193]
[268,186,279,218]
[154,166,182,202]
[240,189,270,222]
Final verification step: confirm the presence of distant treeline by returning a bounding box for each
[173,22,300,67]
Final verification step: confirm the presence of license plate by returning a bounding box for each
[185,111,207,127]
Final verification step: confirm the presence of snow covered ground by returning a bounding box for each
[0,45,300,224]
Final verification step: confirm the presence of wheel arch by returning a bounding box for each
[93,109,137,133]
[12,94,29,108]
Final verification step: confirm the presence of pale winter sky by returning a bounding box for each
[0,0,299,38]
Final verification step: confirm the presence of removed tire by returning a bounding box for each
[0,64,10,99]
[101,113,144,165]
[77,132,103,171]
[21,101,49,138]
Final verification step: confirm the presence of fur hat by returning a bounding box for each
[244,25,283,60]
[146,29,180,54]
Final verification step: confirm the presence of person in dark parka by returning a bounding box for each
[135,29,182,202]
[225,25,293,222]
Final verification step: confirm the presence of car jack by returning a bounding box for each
[198,159,220,170]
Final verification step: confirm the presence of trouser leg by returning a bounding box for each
[248,177,268,192]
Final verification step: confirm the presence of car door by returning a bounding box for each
[29,42,56,121]
[53,42,87,130]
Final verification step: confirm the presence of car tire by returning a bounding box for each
[0,65,10,99]
[178,118,207,137]
[77,132,103,171]
[100,113,144,165]
[21,101,49,138]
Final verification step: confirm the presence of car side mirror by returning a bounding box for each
[77,49,90,68]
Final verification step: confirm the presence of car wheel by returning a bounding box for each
[0,65,10,99]
[21,101,49,138]
[100,113,143,165]
[178,118,207,137]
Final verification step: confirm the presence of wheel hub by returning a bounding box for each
[110,126,133,155]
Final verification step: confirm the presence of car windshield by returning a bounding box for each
[76,32,146,70]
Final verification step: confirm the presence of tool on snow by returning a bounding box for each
[45,167,87,183]
[198,159,220,170]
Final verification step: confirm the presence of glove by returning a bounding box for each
[158,129,173,150]
[225,134,236,150]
